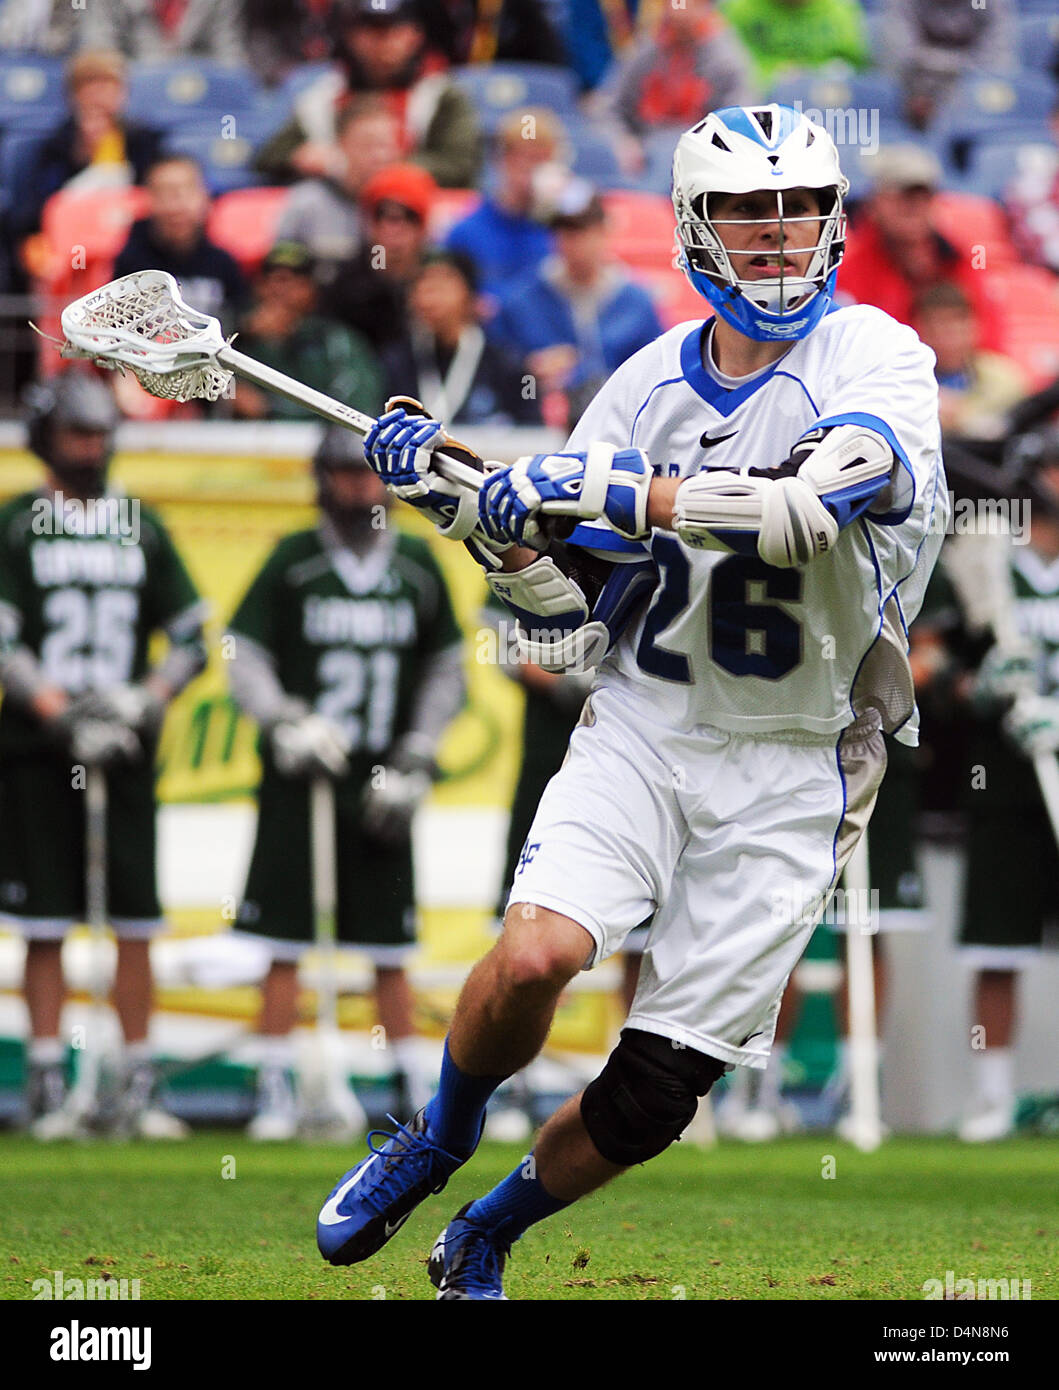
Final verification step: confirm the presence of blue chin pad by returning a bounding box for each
[683,262,837,343]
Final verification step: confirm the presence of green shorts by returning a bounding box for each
[235,773,416,964]
[0,753,162,937]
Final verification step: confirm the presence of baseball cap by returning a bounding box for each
[339,0,422,24]
[261,241,317,276]
[66,50,126,91]
[548,177,605,230]
[361,163,437,223]
[864,144,942,193]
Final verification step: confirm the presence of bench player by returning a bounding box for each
[316,104,948,1298]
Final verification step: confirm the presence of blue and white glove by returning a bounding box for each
[364,403,479,541]
[1003,695,1059,760]
[477,443,653,548]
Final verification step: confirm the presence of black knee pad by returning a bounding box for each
[580,1028,726,1167]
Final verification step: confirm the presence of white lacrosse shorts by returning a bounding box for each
[506,685,885,1069]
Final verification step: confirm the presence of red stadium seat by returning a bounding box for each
[207,186,291,278]
[39,186,152,296]
[932,191,1017,269]
[603,190,679,269]
[428,188,479,241]
[981,264,1059,388]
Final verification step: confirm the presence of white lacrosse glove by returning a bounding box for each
[270,714,351,779]
[972,640,1039,711]
[361,740,435,844]
[76,683,166,736]
[62,713,141,767]
[1003,695,1059,759]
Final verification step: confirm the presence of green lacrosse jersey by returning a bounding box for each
[0,489,204,758]
[228,526,462,784]
[969,545,1059,809]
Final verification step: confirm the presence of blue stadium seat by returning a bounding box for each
[768,71,905,124]
[125,61,261,131]
[0,55,65,132]
[565,120,626,189]
[162,123,267,196]
[1018,15,1059,74]
[960,132,1056,202]
[0,127,50,218]
[933,74,1057,172]
[451,63,580,135]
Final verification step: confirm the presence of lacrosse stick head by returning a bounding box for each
[60,270,234,402]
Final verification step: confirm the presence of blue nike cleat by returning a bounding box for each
[428,1203,510,1300]
[316,1109,468,1266]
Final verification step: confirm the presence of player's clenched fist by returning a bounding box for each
[477,443,653,547]
[364,402,479,541]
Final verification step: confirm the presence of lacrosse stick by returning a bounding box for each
[298,777,366,1140]
[62,765,113,1133]
[841,828,883,1152]
[52,270,486,492]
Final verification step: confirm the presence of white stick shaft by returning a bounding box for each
[217,346,485,493]
[310,777,338,1034]
[844,829,883,1151]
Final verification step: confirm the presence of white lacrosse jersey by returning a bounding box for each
[565,304,948,746]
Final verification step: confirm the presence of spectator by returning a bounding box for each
[1004,100,1059,279]
[79,0,245,63]
[423,0,566,66]
[0,0,77,53]
[913,284,1028,441]
[556,0,637,92]
[837,144,1004,351]
[443,108,564,308]
[383,250,541,427]
[595,0,756,175]
[243,0,343,87]
[721,0,870,89]
[490,179,663,423]
[272,98,403,288]
[231,241,384,422]
[113,155,247,328]
[254,0,481,189]
[12,51,163,247]
[330,162,437,348]
[879,0,1015,132]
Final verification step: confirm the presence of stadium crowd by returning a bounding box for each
[1,0,1059,1142]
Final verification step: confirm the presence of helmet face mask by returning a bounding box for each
[313,425,387,538]
[673,105,849,342]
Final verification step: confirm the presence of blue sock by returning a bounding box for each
[423,1039,504,1157]
[464,1154,570,1244]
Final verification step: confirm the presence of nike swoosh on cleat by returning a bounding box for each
[318,1155,378,1226]
[384,1211,412,1238]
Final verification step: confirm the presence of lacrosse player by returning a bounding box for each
[0,371,208,1138]
[227,426,464,1140]
[950,445,1059,1141]
[317,104,947,1298]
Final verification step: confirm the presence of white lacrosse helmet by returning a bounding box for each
[673,104,849,342]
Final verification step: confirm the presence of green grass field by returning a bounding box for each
[1,1134,1056,1302]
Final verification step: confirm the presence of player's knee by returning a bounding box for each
[581,1028,726,1166]
[496,909,589,993]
